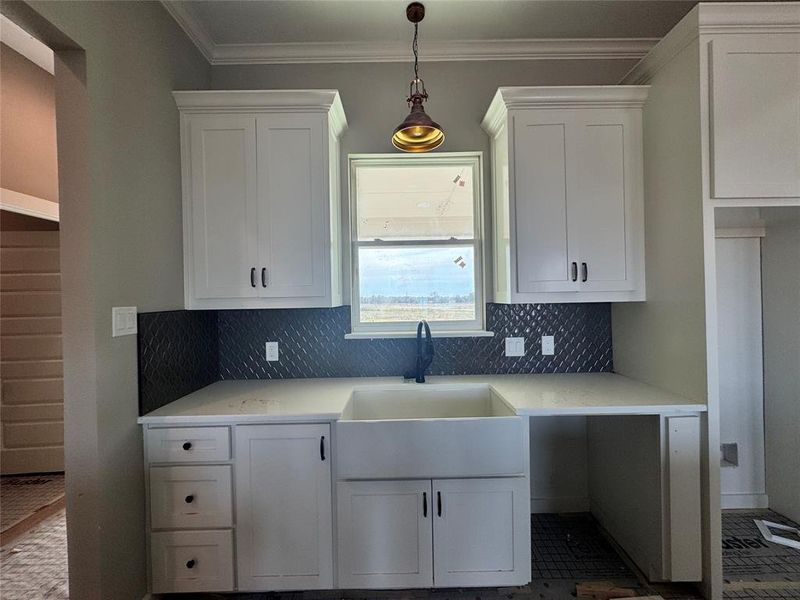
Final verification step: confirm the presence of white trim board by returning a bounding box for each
[0,188,59,221]
[0,14,54,74]
[159,2,658,66]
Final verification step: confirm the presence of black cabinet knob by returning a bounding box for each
[184,495,194,504]
[182,442,192,451]
[186,559,196,569]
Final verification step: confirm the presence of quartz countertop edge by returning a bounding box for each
[137,373,707,425]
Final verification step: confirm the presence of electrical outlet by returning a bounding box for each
[541,335,555,356]
[112,306,137,337]
[265,342,279,362]
[505,337,525,357]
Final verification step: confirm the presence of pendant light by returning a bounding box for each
[391,2,444,153]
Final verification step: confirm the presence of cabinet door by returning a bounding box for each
[337,480,433,589]
[432,478,530,587]
[571,110,639,292]
[257,115,327,299]
[711,34,800,199]
[189,115,259,299]
[235,424,332,591]
[511,111,578,293]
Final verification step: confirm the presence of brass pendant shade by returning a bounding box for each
[391,3,444,153]
[392,91,445,153]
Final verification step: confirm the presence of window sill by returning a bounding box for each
[344,330,495,340]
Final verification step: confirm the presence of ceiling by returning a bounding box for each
[162,0,706,64]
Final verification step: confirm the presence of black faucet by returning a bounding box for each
[405,320,435,383]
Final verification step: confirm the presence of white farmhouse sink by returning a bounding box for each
[341,383,516,420]
[336,383,527,480]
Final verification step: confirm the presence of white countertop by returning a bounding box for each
[137,373,706,425]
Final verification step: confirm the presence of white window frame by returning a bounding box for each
[346,152,489,338]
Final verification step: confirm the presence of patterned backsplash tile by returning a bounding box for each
[137,310,219,415]
[138,303,612,415]
[217,303,612,380]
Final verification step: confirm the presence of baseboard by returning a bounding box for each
[722,493,769,509]
[531,495,590,513]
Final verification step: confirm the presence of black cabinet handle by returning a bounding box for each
[571,262,578,282]
[182,442,192,451]
[423,492,428,518]
[320,436,326,461]
[437,491,442,517]
[581,262,588,282]
[250,267,257,287]
[184,494,194,504]
[261,267,267,288]
[186,559,196,569]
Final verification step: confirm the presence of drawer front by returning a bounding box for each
[150,465,232,529]
[147,427,230,463]
[151,530,234,593]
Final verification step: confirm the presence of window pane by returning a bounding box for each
[356,164,475,241]
[358,246,476,323]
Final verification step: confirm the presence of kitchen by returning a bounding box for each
[0,2,797,600]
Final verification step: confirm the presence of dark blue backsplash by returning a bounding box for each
[138,303,612,415]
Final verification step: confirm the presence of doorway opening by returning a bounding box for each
[714,205,800,592]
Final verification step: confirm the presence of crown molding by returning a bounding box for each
[482,86,650,135]
[160,0,214,62]
[622,2,800,84]
[210,38,659,65]
[159,3,657,65]
[172,89,347,134]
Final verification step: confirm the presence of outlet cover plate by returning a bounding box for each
[541,335,555,355]
[265,341,279,362]
[505,337,525,357]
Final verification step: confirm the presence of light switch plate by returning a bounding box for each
[265,342,279,362]
[541,335,555,355]
[112,306,137,337]
[505,337,525,357]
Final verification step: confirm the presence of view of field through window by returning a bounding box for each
[354,159,480,325]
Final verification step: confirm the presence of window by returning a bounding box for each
[348,153,485,337]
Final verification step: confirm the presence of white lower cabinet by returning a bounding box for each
[433,478,531,587]
[337,480,433,589]
[151,530,234,593]
[150,465,232,529]
[337,477,530,589]
[235,424,333,591]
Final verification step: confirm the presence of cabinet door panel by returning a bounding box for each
[257,116,327,298]
[337,480,433,589]
[512,113,577,293]
[235,424,332,591]
[433,478,530,587]
[572,112,635,291]
[189,115,259,299]
[711,34,800,199]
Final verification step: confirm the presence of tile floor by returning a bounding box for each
[0,474,65,533]
[1,508,798,599]
[0,508,68,600]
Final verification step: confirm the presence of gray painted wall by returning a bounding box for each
[210,59,637,302]
[7,2,211,598]
[761,209,800,523]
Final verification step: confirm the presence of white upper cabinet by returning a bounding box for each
[710,33,800,201]
[482,87,647,303]
[175,90,347,309]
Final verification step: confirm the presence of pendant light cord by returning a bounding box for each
[413,22,419,81]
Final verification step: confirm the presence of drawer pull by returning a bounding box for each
[184,495,194,504]
[437,491,442,517]
[423,492,428,518]
[320,436,326,461]
[186,559,196,569]
[581,262,588,282]
[182,442,192,451]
